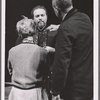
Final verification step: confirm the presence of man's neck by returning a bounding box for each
[62,6,73,21]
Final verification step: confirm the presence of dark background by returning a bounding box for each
[0,1,1,99]
[5,0,93,82]
[98,0,100,100]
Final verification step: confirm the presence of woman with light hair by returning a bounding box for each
[7,17,48,100]
[16,16,35,36]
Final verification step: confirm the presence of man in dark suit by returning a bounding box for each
[48,0,93,100]
[15,6,59,72]
[15,6,59,99]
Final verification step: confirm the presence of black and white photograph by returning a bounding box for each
[1,0,99,100]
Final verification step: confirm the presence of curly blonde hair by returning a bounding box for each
[16,16,36,36]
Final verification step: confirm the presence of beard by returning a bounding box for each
[37,20,46,31]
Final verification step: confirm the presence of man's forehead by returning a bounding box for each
[34,9,46,15]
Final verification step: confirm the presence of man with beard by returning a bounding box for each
[15,5,59,80]
[30,6,58,99]
[15,5,59,100]
[15,5,59,48]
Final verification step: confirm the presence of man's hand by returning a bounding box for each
[45,46,55,53]
[46,24,60,31]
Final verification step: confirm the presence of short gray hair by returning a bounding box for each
[55,0,72,12]
[16,16,35,36]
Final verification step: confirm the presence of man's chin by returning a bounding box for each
[37,22,46,31]
[38,26,45,31]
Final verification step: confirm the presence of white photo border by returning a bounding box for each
[1,0,5,100]
[93,0,99,100]
[1,0,98,100]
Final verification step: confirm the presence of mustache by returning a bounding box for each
[38,20,44,23]
[37,20,45,25]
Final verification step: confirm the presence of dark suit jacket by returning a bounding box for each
[51,8,93,100]
[37,30,57,75]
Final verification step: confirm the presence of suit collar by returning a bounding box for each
[62,8,78,22]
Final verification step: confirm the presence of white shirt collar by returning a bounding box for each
[62,13,67,21]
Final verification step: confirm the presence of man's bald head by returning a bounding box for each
[52,0,73,12]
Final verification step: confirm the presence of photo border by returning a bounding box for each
[94,0,99,100]
[0,1,1,99]
[98,0,100,100]
[1,0,5,100]
[1,0,99,100]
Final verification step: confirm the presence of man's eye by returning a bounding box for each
[41,14,44,17]
[36,15,39,17]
